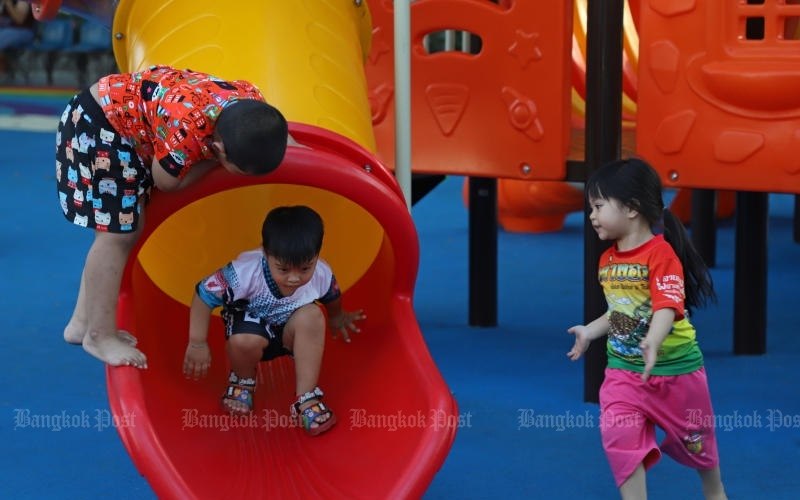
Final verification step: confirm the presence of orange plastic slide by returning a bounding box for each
[36,0,458,497]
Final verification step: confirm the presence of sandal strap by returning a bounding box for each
[296,386,324,406]
[290,386,325,417]
[296,402,334,430]
[225,385,253,399]
[302,402,330,418]
[228,371,256,388]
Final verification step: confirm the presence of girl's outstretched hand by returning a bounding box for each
[328,309,366,343]
[639,338,658,381]
[566,325,591,361]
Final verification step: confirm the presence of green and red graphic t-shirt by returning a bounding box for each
[598,234,703,375]
[96,65,264,179]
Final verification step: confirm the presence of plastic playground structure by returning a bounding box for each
[32,0,800,497]
[35,0,457,498]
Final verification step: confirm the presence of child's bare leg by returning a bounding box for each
[698,467,727,500]
[63,269,89,343]
[284,304,331,430]
[65,208,144,347]
[63,270,136,346]
[80,230,147,368]
[224,333,267,413]
[284,304,326,396]
[619,464,646,500]
[226,333,267,378]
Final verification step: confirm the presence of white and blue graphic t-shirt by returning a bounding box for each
[196,250,340,325]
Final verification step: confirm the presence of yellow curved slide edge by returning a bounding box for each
[139,184,383,308]
[112,0,376,152]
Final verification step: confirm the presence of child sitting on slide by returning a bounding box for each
[182,205,365,436]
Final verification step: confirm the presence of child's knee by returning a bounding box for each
[284,306,326,347]
[228,333,268,354]
[291,305,325,333]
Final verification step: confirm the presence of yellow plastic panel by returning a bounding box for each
[137,184,383,307]
[112,0,376,152]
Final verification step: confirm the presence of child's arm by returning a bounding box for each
[566,314,610,361]
[323,297,366,343]
[183,293,213,379]
[151,158,217,192]
[639,308,676,381]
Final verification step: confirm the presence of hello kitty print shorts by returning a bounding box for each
[55,89,152,233]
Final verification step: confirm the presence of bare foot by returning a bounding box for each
[82,331,147,368]
[64,323,137,346]
[115,330,138,346]
[63,320,87,344]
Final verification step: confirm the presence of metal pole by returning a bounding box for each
[461,30,472,53]
[583,0,624,403]
[393,0,412,208]
[690,189,717,267]
[468,177,498,327]
[733,192,768,354]
[444,30,456,51]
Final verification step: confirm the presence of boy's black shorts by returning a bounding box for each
[223,309,292,361]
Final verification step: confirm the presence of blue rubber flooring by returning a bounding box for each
[2,103,799,499]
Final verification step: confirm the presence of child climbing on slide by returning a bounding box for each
[58,65,290,369]
[182,205,365,436]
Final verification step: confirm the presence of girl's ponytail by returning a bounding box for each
[662,209,717,310]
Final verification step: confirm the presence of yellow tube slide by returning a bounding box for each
[112,0,376,152]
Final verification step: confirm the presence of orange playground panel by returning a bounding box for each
[636,0,800,194]
[365,0,572,180]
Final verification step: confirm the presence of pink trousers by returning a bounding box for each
[599,367,720,487]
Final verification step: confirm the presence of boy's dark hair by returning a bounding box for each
[586,158,716,309]
[216,99,288,175]
[262,206,324,266]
